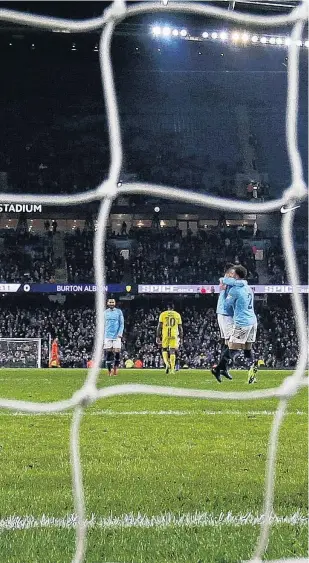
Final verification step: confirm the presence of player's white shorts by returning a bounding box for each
[229,323,257,345]
[217,314,234,340]
[104,338,121,350]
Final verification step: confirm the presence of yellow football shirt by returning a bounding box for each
[159,310,182,349]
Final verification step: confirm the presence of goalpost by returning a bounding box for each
[0,2,308,563]
[0,338,42,369]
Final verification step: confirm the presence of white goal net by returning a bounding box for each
[0,338,42,368]
[0,2,308,563]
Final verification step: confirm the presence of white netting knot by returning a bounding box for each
[72,385,98,408]
[104,0,127,22]
[278,375,301,399]
[96,179,119,200]
[283,181,308,203]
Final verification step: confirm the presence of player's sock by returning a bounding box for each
[245,350,258,383]
[113,352,120,375]
[162,350,169,368]
[175,352,180,371]
[170,353,176,372]
[106,351,114,374]
[244,349,253,367]
[217,348,238,372]
[216,347,231,372]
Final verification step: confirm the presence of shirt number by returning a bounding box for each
[165,317,176,338]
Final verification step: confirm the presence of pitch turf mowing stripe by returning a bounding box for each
[0,512,307,530]
[0,409,306,416]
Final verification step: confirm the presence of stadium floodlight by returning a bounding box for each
[162,26,171,37]
[202,32,209,38]
[295,39,302,46]
[162,0,168,5]
[152,26,161,36]
[211,32,218,39]
[232,32,240,41]
[285,37,291,46]
[220,31,228,40]
[269,37,276,44]
[276,37,283,45]
[260,37,267,44]
[305,40,309,48]
[241,32,249,42]
[251,35,259,43]
[180,29,187,37]
[172,29,179,36]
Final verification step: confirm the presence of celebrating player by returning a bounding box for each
[215,263,245,380]
[103,298,124,376]
[212,265,258,384]
[156,303,183,375]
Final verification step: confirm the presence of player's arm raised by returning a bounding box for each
[219,277,226,291]
[222,276,245,288]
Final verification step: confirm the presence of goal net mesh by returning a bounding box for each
[0,1,308,562]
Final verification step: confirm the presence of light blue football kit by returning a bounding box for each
[104,308,124,339]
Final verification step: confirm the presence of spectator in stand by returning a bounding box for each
[0,230,55,283]
[0,302,301,369]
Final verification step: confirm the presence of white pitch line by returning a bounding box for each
[0,409,306,417]
[0,511,307,531]
[0,378,52,382]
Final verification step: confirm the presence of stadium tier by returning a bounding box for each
[0,225,307,285]
[0,299,303,369]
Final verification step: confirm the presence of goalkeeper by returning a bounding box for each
[49,337,60,368]
[103,298,124,376]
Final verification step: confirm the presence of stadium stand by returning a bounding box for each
[0,225,307,284]
[0,302,300,369]
[0,230,55,283]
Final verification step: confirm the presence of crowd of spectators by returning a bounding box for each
[65,229,125,283]
[0,223,306,286]
[128,304,299,370]
[129,226,259,284]
[63,224,259,285]
[267,247,308,284]
[0,229,55,283]
[0,301,301,369]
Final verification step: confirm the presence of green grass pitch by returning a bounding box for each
[0,368,307,563]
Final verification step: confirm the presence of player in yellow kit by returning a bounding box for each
[156,303,183,374]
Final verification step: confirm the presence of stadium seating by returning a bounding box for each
[0,302,299,369]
